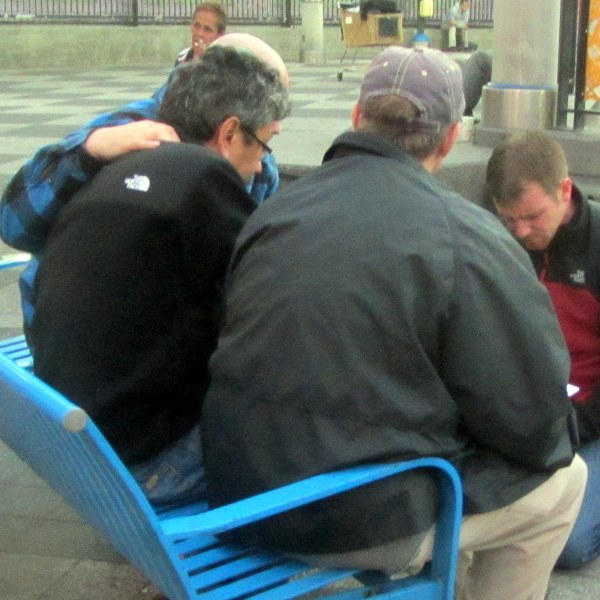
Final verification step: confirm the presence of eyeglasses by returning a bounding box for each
[240,125,273,155]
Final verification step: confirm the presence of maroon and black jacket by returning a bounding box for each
[529,186,600,444]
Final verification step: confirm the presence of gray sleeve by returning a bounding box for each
[442,207,574,471]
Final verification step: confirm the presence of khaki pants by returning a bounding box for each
[447,25,469,49]
[295,455,587,600]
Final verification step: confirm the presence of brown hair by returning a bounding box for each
[193,2,227,33]
[486,130,568,207]
[359,95,447,160]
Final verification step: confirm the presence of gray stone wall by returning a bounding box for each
[0,24,493,69]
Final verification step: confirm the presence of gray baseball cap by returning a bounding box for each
[358,46,465,131]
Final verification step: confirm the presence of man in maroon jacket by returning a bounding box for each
[487,129,600,570]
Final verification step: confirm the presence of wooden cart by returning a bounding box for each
[338,9,403,80]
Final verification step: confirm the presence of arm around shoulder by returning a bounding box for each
[0,134,105,252]
[0,92,175,252]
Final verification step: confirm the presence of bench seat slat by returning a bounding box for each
[188,554,291,590]
[195,561,354,600]
[178,544,251,570]
[0,334,28,351]
[172,534,222,556]
[0,334,32,368]
[250,570,365,600]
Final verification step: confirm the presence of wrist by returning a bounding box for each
[77,140,110,175]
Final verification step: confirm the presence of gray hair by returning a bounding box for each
[158,45,291,142]
[359,95,447,160]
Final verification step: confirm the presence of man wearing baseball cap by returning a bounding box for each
[200,47,586,599]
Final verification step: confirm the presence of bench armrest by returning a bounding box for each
[161,457,460,539]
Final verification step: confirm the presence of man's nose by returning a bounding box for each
[513,220,532,239]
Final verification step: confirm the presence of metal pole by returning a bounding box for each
[300,0,325,64]
[482,0,561,130]
[284,0,293,27]
[557,0,578,127]
[573,0,591,130]
[131,0,139,27]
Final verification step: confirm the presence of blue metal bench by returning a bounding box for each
[0,255,462,599]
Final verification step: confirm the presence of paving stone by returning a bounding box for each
[0,552,76,596]
[43,559,161,600]
[10,519,123,562]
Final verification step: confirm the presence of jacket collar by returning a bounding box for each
[322,130,425,173]
[552,184,588,247]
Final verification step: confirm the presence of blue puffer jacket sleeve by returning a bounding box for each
[0,91,164,253]
[0,80,280,251]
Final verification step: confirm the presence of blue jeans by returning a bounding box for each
[556,438,600,569]
[129,422,207,509]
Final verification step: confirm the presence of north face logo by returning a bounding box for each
[570,269,586,284]
[124,174,150,192]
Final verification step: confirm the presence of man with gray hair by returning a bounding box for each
[29,45,290,509]
[201,47,585,599]
[0,33,288,347]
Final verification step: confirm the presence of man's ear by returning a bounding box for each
[438,121,460,159]
[213,116,241,155]
[421,121,460,173]
[351,103,362,130]
[559,176,573,203]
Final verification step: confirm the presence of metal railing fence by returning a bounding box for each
[401,0,492,27]
[557,0,598,129]
[0,0,494,26]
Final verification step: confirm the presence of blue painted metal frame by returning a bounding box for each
[0,256,462,599]
[0,255,32,369]
[0,253,31,269]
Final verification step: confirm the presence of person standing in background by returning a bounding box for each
[175,2,227,66]
[443,0,470,51]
